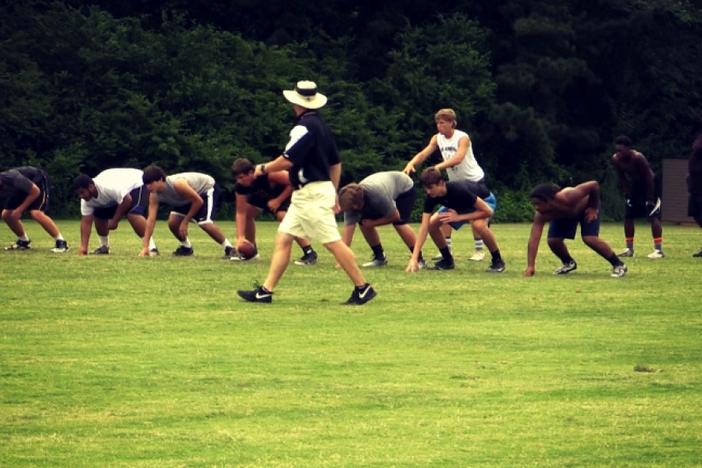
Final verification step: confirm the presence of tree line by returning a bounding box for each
[1,0,701,220]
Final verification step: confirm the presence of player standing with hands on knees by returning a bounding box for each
[237,81,376,305]
[524,180,627,278]
[611,135,664,258]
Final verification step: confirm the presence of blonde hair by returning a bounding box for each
[434,108,457,128]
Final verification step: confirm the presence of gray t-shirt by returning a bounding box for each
[344,171,414,225]
[157,172,215,207]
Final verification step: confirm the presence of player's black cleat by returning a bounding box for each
[693,249,702,258]
[92,245,110,255]
[431,258,455,270]
[294,250,318,266]
[4,239,31,250]
[51,239,69,253]
[173,246,194,256]
[553,261,577,275]
[237,284,273,303]
[487,259,506,273]
[345,284,376,305]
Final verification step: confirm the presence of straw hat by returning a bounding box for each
[282,81,328,109]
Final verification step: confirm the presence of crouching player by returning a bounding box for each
[231,157,318,264]
[406,168,505,273]
[524,180,627,277]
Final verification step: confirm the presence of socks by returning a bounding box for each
[439,246,453,261]
[474,239,484,251]
[607,253,624,267]
[98,235,109,247]
[490,249,503,263]
[181,237,192,248]
[371,244,385,259]
[148,237,157,250]
[221,239,232,249]
[302,245,314,255]
[654,237,663,251]
[19,234,30,242]
[625,237,634,251]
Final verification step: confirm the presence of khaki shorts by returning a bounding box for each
[278,181,341,244]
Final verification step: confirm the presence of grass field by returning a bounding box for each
[1,220,701,466]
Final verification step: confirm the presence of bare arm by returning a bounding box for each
[404,136,438,175]
[342,223,356,246]
[438,197,493,224]
[266,171,293,212]
[434,135,469,171]
[255,156,293,178]
[140,192,159,255]
[235,192,252,242]
[406,213,431,272]
[172,179,203,227]
[9,183,40,219]
[78,215,94,255]
[108,193,132,230]
[361,209,401,229]
[524,213,546,276]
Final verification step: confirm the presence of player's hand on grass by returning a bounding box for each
[138,247,150,257]
[523,266,536,277]
[405,259,420,273]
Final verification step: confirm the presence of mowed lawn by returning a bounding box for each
[1,220,701,466]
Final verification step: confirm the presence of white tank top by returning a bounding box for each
[436,129,485,182]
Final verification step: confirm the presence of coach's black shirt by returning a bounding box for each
[283,111,340,188]
[424,180,487,214]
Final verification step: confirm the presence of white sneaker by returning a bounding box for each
[230,253,260,262]
[468,250,486,262]
[646,249,665,259]
[618,248,634,257]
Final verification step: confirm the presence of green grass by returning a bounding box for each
[1,220,701,466]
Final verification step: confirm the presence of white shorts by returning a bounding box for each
[278,181,341,244]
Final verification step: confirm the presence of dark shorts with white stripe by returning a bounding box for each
[4,176,49,212]
[171,184,221,224]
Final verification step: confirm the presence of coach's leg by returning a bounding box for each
[263,232,295,291]
[324,239,366,287]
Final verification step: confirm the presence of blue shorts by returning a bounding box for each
[548,210,600,239]
[439,192,497,230]
[93,186,149,219]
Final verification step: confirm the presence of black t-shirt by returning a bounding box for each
[423,180,483,214]
[283,111,340,188]
[235,174,286,203]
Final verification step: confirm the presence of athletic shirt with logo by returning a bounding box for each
[81,168,144,216]
[157,172,215,207]
[436,129,485,182]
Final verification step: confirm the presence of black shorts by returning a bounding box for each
[393,188,416,226]
[248,195,291,214]
[548,210,600,239]
[625,180,662,219]
[93,186,149,219]
[4,177,49,212]
[171,185,221,224]
[689,195,702,224]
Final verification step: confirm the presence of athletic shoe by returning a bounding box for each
[418,258,427,270]
[469,250,486,262]
[611,264,628,278]
[361,256,388,268]
[173,246,194,256]
[4,239,31,250]
[237,284,272,303]
[431,258,455,270]
[486,259,506,273]
[51,239,69,253]
[693,249,702,258]
[554,261,577,275]
[230,252,260,262]
[92,245,110,255]
[149,248,160,257]
[618,248,634,257]
[345,284,377,305]
[646,249,665,259]
[294,250,318,266]
[223,245,235,259]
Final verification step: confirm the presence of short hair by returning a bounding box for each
[142,165,167,184]
[231,158,255,176]
[434,108,457,128]
[419,167,445,187]
[338,183,365,211]
[614,135,632,147]
[72,174,93,191]
[529,183,561,201]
